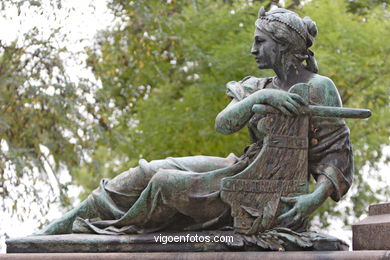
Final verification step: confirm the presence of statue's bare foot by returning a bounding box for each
[31,213,76,236]
[32,199,97,236]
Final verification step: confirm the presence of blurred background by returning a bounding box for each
[0,0,389,252]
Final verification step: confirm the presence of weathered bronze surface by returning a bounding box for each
[252,104,371,118]
[7,7,371,253]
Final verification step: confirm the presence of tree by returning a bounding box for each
[345,0,389,15]
[0,1,99,229]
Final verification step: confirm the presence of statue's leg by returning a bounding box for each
[92,155,238,222]
[32,165,151,236]
[100,154,238,213]
[31,195,97,235]
[33,154,238,235]
[92,155,240,230]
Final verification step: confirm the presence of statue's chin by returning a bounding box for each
[257,64,268,69]
[255,61,270,70]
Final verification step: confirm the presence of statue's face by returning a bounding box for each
[251,27,280,69]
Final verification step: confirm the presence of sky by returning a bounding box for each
[0,0,115,84]
[0,0,389,253]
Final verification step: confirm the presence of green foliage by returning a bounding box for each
[132,1,267,159]
[0,1,96,224]
[345,0,389,15]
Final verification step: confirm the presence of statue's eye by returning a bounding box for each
[255,37,265,44]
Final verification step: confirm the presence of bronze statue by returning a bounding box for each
[32,7,370,251]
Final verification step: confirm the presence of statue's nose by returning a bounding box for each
[251,43,258,55]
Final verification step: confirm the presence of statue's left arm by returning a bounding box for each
[278,76,353,226]
[307,76,353,201]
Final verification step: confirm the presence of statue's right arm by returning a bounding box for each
[215,90,268,135]
[215,88,306,135]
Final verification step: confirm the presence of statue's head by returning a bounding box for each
[251,7,318,73]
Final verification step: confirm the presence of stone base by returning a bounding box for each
[2,251,390,260]
[6,230,349,253]
[6,232,230,253]
[353,202,390,250]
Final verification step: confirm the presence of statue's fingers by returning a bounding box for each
[293,212,302,223]
[278,106,293,116]
[283,212,302,228]
[290,93,308,106]
[280,196,297,204]
[287,98,305,114]
[279,211,298,228]
[287,97,300,108]
[288,216,304,230]
[291,217,308,231]
[276,208,296,223]
[284,102,299,115]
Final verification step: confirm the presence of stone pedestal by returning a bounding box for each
[5,230,348,253]
[5,232,230,253]
[353,202,390,250]
[2,251,390,260]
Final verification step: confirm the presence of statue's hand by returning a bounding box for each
[276,193,321,229]
[256,89,307,116]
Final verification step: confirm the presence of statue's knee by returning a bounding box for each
[138,159,152,176]
[139,158,172,176]
[148,170,171,188]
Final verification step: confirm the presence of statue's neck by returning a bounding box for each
[273,60,312,91]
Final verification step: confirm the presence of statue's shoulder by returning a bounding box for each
[226,76,272,101]
[308,74,343,107]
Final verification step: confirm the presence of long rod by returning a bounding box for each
[252,104,371,119]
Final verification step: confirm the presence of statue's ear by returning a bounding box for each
[279,42,290,53]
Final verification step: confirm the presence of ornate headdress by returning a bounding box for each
[256,7,317,48]
[255,7,318,73]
